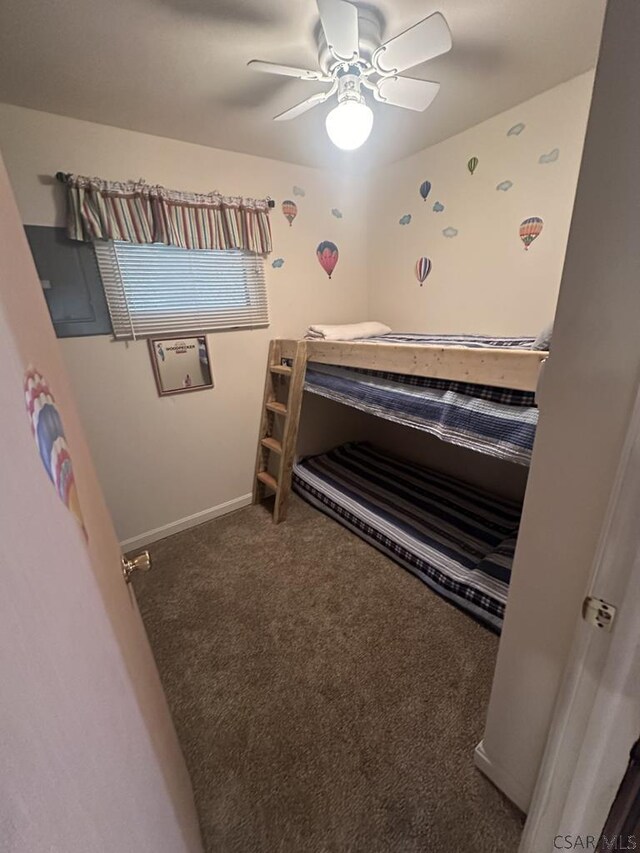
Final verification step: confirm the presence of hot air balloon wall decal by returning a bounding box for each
[316,241,339,280]
[24,367,86,538]
[415,257,432,287]
[419,180,432,202]
[467,157,478,176]
[519,217,544,250]
[281,199,298,227]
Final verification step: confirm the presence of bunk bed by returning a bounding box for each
[253,333,548,631]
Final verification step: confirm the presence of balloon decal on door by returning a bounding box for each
[468,157,478,175]
[24,367,86,538]
[282,200,298,227]
[519,217,544,250]
[316,241,339,279]
[415,257,432,286]
[419,180,432,202]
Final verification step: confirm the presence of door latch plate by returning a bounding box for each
[582,596,617,633]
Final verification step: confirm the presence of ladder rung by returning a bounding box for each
[266,401,287,416]
[256,471,278,491]
[261,437,282,454]
[270,365,292,376]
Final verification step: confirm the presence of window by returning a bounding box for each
[94,241,269,339]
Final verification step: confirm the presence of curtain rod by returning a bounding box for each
[54,172,276,207]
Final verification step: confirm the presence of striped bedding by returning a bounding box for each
[358,333,538,348]
[293,442,522,631]
[303,333,540,466]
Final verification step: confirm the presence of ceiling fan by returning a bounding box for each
[248,0,452,151]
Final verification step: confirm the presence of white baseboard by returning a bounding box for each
[474,740,531,814]
[119,493,253,551]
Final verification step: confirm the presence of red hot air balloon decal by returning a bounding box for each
[24,368,86,538]
[316,241,339,279]
[415,256,432,286]
[519,216,544,250]
[282,199,298,227]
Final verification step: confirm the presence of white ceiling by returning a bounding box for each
[0,0,606,171]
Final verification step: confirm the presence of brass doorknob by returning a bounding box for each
[122,550,151,583]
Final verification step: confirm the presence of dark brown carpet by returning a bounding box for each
[133,496,523,852]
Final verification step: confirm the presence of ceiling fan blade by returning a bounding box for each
[317,0,359,62]
[273,90,333,121]
[372,12,452,75]
[247,60,330,82]
[374,77,440,112]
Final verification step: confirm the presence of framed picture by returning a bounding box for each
[148,336,214,397]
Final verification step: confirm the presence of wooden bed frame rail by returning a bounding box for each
[254,338,547,522]
[278,338,546,393]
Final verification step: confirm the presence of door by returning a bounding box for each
[0,157,202,851]
[520,376,640,851]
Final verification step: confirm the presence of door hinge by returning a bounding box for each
[582,596,617,633]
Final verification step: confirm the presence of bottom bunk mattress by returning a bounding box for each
[293,442,522,632]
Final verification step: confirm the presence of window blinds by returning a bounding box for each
[94,241,269,339]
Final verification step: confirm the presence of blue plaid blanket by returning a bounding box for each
[293,442,521,631]
[359,333,536,348]
[303,333,538,465]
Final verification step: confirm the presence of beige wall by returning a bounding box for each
[0,104,369,544]
[367,72,594,336]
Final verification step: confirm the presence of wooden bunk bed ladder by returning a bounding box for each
[253,339,308,523]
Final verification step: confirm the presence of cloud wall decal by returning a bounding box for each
[539,148,560,164]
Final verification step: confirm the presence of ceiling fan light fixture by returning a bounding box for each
[325,98,374,150]
[249,1,452,146]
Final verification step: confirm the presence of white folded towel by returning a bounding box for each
[304,322,391,342]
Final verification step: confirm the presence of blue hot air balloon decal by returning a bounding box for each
[419,180,432,202]
[24,367,86,537]
[415,257,432,286]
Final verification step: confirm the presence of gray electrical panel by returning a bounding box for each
[25,225,113,338]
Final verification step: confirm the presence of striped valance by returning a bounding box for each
[63,175,272,255]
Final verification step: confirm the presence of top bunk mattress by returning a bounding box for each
[303,338,539,466]
[299,334,542,465]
